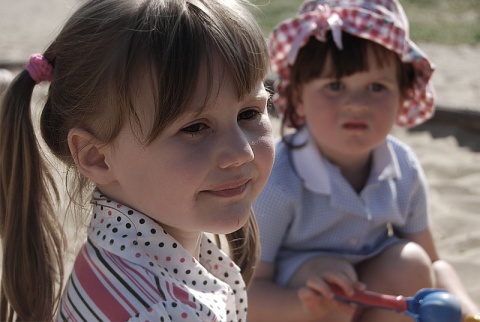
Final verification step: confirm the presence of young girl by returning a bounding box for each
[248,0,479,321]
[0,0,275,321]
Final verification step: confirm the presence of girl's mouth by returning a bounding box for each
[343,121,368,130]
[204,179,250,198]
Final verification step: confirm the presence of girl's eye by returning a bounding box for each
[180,122,209,136]
[370,83,386,92]
[326,81,343,91]
[238,109,260,121]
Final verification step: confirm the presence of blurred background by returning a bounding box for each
[253,0,480,45]
[1,0,480,64]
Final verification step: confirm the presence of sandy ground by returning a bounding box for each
[1,0,480,310]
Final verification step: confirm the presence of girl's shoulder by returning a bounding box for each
[258,137,305,200]
[386,133,413,150]
[386,134,423,172]
[272,138,302,178]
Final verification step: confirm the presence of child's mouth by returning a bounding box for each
[204,179,250,198]
[343,121,368,130]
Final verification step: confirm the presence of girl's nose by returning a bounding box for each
[344,91,369,112]
[217,128,254,169]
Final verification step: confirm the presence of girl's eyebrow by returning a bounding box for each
[317,71,337,79]
[183,87,270,115]
[253,90,270,100]
[240,88,269,104]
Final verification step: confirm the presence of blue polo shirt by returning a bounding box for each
[253,126,430,285]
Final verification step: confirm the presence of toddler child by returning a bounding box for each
[248,0,479,321]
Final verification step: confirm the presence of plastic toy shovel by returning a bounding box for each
[331,286,462,322]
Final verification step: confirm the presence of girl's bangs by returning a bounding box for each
[294,32,399,85]
[126,0,268,143]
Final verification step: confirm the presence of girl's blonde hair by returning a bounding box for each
[0,0,268,320]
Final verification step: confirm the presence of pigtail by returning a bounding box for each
[223,211,260,288]
[0,71,65,321]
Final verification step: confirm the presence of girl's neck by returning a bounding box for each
[323,150,373,194]
[340,156,372,193]
[152,225,204,261]
[164,226,203,259]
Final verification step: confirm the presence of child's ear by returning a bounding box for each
[397,98,405,116]
[291,85,305,117]
[67,128,114,185]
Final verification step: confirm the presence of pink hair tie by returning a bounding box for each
[25,53,53,84]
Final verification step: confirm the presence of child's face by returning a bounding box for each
[99,69,274,245]
[294,47,402,164]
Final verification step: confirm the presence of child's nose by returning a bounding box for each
[217,128,254,169]
[344,90,369,112]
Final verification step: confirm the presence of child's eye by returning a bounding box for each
[326,81,343,91]
[180,122,209,136]
[238,109,260,121]
[370,83,386,92]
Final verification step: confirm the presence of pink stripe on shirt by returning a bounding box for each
[75,245,134,319]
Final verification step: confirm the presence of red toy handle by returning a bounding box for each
[330,285,408,312]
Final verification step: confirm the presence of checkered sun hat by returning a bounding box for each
[269,0,436,128]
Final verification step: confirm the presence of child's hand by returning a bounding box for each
[288,256,365,297]
[297,284,339,319]
[288,256,364,319]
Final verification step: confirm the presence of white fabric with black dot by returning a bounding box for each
[89,190,248,321]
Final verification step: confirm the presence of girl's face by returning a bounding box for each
[100,69,274,249]
[294,47,402,166]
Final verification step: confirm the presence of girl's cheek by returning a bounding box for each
[260,124,275,164]
[250,119,274,151]
[262,113,274,132]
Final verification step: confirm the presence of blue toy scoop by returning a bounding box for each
[406,288,462,322]
[331,286,462,322]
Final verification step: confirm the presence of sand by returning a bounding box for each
[1,0,479,308]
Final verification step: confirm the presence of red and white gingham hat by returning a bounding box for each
[270,0,435,128]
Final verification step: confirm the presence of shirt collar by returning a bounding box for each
[88,190,244,291]
[292,126,401,195]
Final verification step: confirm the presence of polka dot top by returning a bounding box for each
[57,190,247,322]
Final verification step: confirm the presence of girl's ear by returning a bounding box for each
[397,98,405,117]
[67,128,114,185]
[291,85,305,117]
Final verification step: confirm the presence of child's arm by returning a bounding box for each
[405,228,480,319]
[248,261,319,322]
